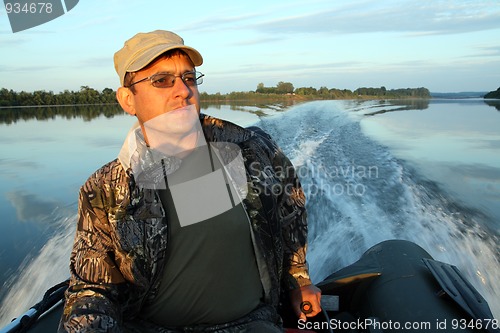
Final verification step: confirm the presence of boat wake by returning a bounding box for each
[259,101,499,318]
[0,213,75,326]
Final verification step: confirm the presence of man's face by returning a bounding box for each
[126,53,201,125]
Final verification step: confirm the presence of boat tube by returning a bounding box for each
[1,240,498,333]
[308,240,499,333]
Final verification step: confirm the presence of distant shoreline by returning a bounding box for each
[2,89,498,109]
[2,86,498,109]
[0,85,432,107]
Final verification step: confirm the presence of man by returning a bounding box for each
[59,30,321,333]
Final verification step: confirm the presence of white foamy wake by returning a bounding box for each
[260,101,500,318]
[0,214,75,327]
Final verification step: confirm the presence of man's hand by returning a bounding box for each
[289,284,322,321]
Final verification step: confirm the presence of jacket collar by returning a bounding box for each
[118,113,253,171]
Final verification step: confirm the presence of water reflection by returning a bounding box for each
[1,99,498,125]
[484,99,500,111]
[0,104,125,125]
[200,99,297,112]
[0,101,294,125]
[364,99,430,116]
[5,191,59,223]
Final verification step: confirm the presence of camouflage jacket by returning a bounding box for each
[59,114,311,332]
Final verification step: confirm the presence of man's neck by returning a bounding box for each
[142,125,206,158]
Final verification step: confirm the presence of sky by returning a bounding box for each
[1,0,500,94]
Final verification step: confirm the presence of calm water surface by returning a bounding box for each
[357,99,500,227]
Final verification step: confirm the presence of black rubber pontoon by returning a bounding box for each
[2,240,498,333]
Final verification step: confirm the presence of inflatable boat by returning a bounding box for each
[1,240,498,333]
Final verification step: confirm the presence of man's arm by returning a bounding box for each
[248,127,322,318]
[274,144,322,319]
[59,177,127,333]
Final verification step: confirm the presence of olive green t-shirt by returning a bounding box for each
[141,144,263,327]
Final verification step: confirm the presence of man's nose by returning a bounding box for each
[171,76,191,98]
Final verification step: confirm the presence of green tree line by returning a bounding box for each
[1,82,431,107]
[256,82,430,98]
[0,86,117,107]
[202,83,430,102]
[484,87,500,99]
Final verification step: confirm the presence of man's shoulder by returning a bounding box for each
[85,158,129,187]
[200,113,274,147]
[200,113,248,141]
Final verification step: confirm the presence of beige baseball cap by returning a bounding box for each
[114,30,203,86]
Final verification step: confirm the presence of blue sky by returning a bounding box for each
[1,0,500,94]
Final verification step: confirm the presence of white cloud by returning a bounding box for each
[249,0,500,36]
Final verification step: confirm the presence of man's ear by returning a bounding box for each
[116,87,136,116]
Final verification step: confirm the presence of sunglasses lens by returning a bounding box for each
[148,72,204,88]
[151,74,175,88]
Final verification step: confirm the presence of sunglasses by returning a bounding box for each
[126,71,204,88]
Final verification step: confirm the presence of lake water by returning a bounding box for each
[0,99,499,324]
